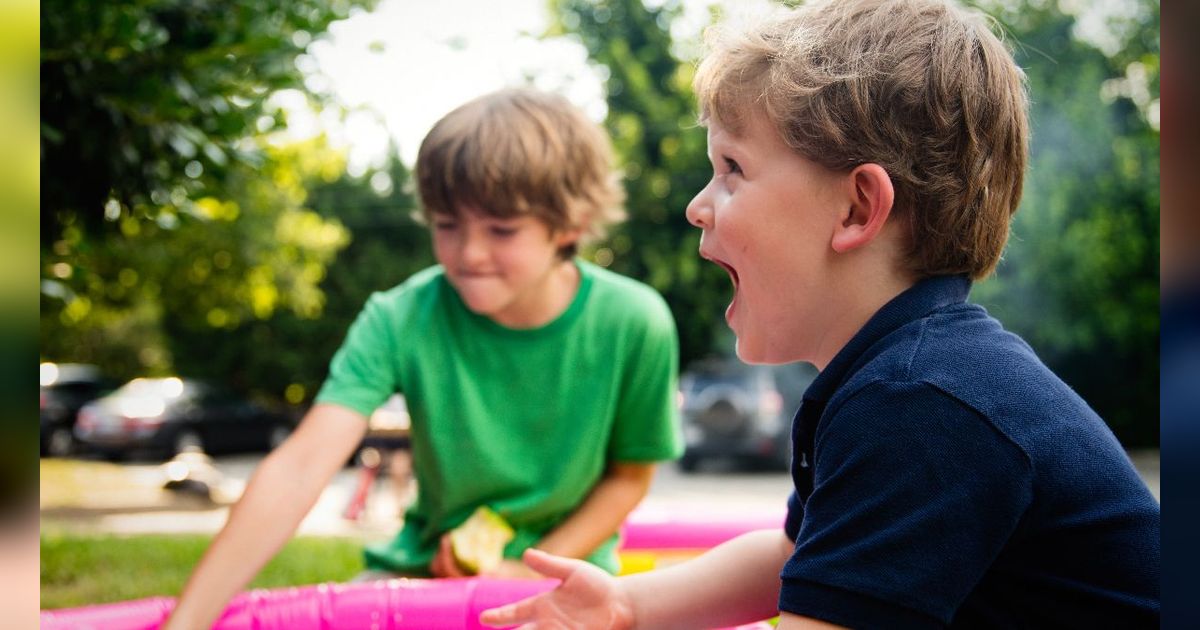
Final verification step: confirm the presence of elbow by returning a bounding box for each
[606,462,656,498]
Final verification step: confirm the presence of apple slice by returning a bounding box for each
[450,506,515,574]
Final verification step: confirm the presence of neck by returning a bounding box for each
[809,268,917,371]
[490,259,580,329]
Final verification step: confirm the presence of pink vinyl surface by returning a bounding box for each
[42,511,786,629]
[619,506,786,550]
[41,578,774,629]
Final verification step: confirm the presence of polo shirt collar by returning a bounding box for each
[804,274,972,402]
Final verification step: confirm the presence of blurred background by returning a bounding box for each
[37,0,1161,450]
[28,0,1172,622]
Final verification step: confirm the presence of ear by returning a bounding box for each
[553,226,584,249]
[830,163,895,254]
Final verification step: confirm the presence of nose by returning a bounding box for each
[685,183,714,229]
[459,229,489,267]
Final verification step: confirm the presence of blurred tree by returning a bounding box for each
[40,136,352,395]
[212,146,430,405]
[549,0,732,368]
[41,0,377,246]
[40,0,385,402]
[971,0,1160,446]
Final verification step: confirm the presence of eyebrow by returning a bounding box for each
[708,137,746,166]
[709,124,747,151]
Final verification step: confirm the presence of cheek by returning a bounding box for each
[506,236,556,265]
[431,236,450,258]
[431,234,464,266]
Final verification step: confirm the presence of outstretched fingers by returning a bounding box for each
[481,549,620,629]
[480,550,576,628]
[521,548,583,580]
[479,594,541,628]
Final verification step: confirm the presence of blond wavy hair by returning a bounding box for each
[694,0,1029,280]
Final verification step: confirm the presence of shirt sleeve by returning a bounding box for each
[314,292,400,418]
[784,490,805,541]
[606,294,684,463]
[778,380,1033,628]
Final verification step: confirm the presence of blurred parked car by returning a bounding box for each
[40,362,116,457]
[677,359,817,472]
[75,377,295,459]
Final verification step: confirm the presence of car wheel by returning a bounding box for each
[46,427,74,457]
[173,429,205,455]
[678,451,701,473]
[267,425,291,450]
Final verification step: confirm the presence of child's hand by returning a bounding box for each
[479,548,634,629]
[430,533,470,578]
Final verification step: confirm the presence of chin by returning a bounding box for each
[734,339,794,366]
[458,299,496,317]
[733,340,768,365]
[456,290,502,313]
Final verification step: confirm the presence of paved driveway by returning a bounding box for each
[39,448,1160,538]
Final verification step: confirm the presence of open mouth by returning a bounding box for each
[701,252,739,290]
[700,251,741,324]
[713,259,739,290]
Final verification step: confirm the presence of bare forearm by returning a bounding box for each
[536,462,655,559]
[165,453,323,627]
[622,529,792,630]
[164,405,364,629]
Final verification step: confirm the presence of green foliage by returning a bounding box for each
[41,531,363,608]
[39,0,395,401]
[550,0,732,368]
[40,137,353,392]
[970,0,1160,445]
[183,149,430,404]
[40,0,377,245]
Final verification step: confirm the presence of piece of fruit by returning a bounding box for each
[449,506,515,574]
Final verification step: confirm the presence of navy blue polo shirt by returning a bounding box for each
[779,275,1160,628]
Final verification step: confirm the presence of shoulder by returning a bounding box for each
[371,265,446,303]
[579,261,676,333]
[362,265,449,317]
[837,303,1052,402]
[910,304,1096,428]
[831,302,1096,452]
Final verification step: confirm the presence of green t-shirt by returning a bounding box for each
[315,260,682,575]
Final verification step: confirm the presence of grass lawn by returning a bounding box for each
[41,530,365,610]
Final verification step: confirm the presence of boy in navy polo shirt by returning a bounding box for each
[482,0,1160,627]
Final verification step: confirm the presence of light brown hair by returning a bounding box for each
[694,0,1029,279]
[415,87,625,258]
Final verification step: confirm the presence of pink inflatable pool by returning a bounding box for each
[619,506,786,550]
[40,578,773,630]
[41,578,557,630]
[42,511,785,629]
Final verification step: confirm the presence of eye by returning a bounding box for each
[433,219,458,232]
[489,226,518,238]
[723,156,742,176]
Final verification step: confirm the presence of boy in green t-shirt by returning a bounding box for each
[163,88,682,630]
